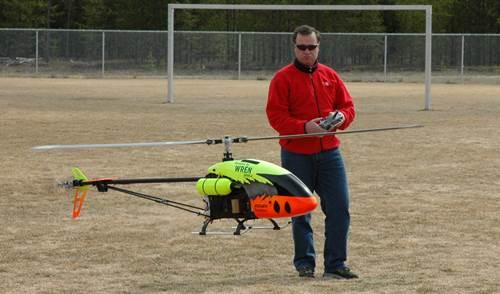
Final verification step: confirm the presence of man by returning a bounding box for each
[266,25,358,279]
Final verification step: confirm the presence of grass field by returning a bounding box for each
[1,77,499,293]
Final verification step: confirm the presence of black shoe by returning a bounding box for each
[323,267,359,279]
[298,267,315,278]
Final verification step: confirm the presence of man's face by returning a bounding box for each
[294,32,319,66]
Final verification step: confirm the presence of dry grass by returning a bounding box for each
[0,77,499,293]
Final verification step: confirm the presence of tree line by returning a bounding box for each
[0,0,498,33]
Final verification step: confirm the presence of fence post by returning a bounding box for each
[102,31,105,77]
[424,6,432,111]
[167,6,175,103]
[461,34,465,83]
[35,30,39,74]
[384,34,387,82]
[238,33,242,80]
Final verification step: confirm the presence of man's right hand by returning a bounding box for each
[305,118,325,134]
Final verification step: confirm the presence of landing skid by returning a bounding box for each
[194,218,290,235]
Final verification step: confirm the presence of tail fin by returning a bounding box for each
[71,167,90,219]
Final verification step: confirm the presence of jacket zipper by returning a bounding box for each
[309,73,324,152]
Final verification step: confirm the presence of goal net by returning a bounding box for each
[166,4,432,110]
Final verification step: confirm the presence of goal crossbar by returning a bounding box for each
[167,4,433,110]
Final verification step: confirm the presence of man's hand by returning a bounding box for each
[305,118,326,134]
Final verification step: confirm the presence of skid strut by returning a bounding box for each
[198,218,285,235]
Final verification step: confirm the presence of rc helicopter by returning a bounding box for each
[33,125,421,235]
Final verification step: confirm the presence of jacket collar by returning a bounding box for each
[294,58,318,74]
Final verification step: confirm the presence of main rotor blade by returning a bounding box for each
[32,124,422,151]
[246,124,423,142]
[32,139,210,151]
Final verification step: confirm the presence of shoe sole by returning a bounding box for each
[298,268,315,278]
[323,273,358,279]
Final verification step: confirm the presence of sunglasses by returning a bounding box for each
[295,44,319,51]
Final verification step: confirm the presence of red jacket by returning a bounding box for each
[266,61,355,154]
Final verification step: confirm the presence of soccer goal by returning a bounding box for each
[167,4,432,110]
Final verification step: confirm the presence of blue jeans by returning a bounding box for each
[281,148,350,273]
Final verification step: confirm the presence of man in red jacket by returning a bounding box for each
[266,25,358,279]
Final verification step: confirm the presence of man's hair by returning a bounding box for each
[293,25,321,43]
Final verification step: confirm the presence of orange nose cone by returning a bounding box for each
[250,195,318,219]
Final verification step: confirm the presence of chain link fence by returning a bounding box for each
[0,28,498,83]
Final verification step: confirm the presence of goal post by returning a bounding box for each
[167,4,432,110]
